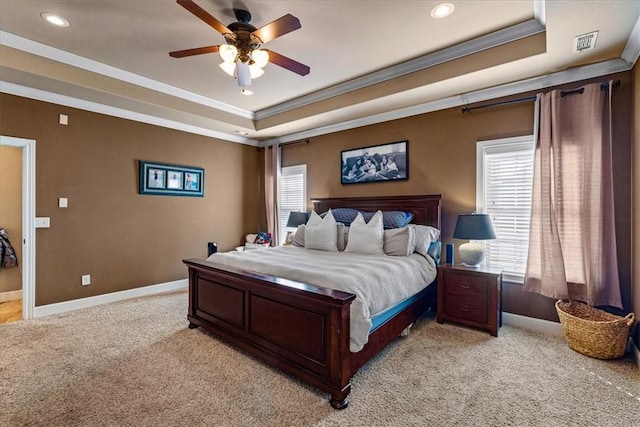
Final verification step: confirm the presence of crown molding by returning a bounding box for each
[621,15,640,66]
[0,31,255,120]
[254,19,545,121]
[260,57,631,147]
[533,0,546,27]
[0,81,259,146]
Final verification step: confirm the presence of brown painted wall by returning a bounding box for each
[282,72,634,322]
[0,145,22,293]
[0,94,260,306]
[633,63,639,350]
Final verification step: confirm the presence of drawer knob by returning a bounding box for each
[460,283,471,289]
[459,304,470,312]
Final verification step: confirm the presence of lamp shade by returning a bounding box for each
[453,214,496,240]
[286,211,309,228]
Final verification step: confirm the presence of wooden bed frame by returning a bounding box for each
[183,194,441,409]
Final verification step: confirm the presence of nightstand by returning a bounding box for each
[436,263,503,336]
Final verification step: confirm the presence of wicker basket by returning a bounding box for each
[555,300,635,359]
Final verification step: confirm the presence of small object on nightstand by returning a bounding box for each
[437,263,502,336]
[207,242,218,257]
[445,243,455,264]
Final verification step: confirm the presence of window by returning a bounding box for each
[278,164,307,244]
[477,136,534,283]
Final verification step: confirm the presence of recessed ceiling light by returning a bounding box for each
[241,88,254,96]
[431,3,455,19]
[41,12,70,27]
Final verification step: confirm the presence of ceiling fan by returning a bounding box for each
[169,0,310,89]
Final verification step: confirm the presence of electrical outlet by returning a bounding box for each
[81,274,91,286]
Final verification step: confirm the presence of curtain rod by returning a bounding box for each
[462,79,621,113]
[264,138,310,149]
[560,79,621,97]
[461,96,536,114]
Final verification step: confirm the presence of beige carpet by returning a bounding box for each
[1,290,638,426]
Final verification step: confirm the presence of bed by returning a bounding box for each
[183,194,442,409]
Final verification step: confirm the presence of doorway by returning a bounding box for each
[0,136,35,320]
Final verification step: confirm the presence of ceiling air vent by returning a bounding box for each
[573,31,598,53]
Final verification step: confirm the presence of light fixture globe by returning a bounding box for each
[453,214,496,268]
[251,49,269,68]
[219,61,236,77]
[249,64,265,79]
[219,44,238,62]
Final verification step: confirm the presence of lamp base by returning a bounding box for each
[458,241,485,267]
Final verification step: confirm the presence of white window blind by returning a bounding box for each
[477,136,534,283]
[279,164,307,244]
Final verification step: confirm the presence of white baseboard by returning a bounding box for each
[503,312,564,336]
[0,289,22,303]
[33,279,188,318]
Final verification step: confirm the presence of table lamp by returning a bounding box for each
[453,213,496,267]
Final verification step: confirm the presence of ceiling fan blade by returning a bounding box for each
[265,50,310,76]
[252,14,301,43]
[177,0,231,35]
[169,45,220,58]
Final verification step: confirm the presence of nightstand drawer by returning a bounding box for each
[445,273,488,298]
[443,294,488,324]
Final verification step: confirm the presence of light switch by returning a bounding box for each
[35,217,50,228]
[59,114,68,125]
[59,198,68,208]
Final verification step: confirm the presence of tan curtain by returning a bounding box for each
[524,81,622,308]
[264,144,280,246]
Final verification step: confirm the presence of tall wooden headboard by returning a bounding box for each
[310,194,442,229]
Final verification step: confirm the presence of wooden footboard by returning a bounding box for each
[184,258,357,408]
[185,194,442,408]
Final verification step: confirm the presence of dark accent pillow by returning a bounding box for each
[320,208,360,226]
[361,210,414,229]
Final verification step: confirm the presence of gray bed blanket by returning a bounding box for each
[206,246,437,352]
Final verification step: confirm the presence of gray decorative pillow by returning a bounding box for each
[383,226,416,256]
[292,225,305,247]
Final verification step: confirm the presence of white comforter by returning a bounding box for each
[206,246,437,352]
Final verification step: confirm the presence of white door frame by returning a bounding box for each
[1,135,36,319]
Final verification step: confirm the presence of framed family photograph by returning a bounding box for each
[139,161,204,197]
[341,140,408,185]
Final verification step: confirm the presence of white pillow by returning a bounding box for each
[304,210,338,252]
[293,222,347,251]
[411,225,441,256]
[384,226,416,256]
[344,210,384,255]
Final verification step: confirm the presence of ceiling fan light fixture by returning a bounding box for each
[219,61,236,77]
[240,89,253,96]
[219,44,238,62]
[430,3,455,19]
[249,64,265,79]
[251,49,269,68]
